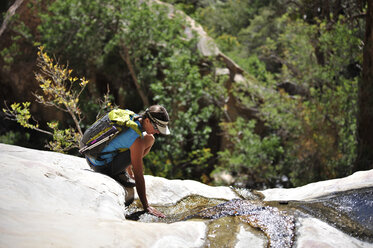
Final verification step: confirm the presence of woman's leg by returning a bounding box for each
[109,150,136,187]
[110,150,132,176]
[107,134,155,185]
[87,154,135,205]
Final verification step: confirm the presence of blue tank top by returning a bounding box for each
[88,120,142,166]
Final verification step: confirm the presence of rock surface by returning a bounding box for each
[296,217,372,248]
[0,144,207,248]
[0,143,372,248]
[260,170,373,201]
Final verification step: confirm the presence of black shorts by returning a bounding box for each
[87,149,132,182]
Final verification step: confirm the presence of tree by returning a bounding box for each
[2,47,100,153]
[206,1,364,187]
[356,0,373,171]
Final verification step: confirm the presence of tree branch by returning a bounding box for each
[119,43,150,107]
[0,0,25,38]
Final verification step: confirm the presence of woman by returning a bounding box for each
[85,105,170,218]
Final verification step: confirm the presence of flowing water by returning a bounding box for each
[126,187,373,247]
[274,187,373,243]
[185,199,295,248]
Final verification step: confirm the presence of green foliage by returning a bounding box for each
[46,121,81,152]
[2,0,364,188]
[38,0,120,69]
[230,53,275,87]
[0,13,33,71]
[149,46,227,181]
[0,38,20,71]
[276,15,359,185]
[145,147,213,183]
[113,2,225,179]
[0,131,31,145]
[246,14,360,186]
[196,0,271,37]
[116,2,190,99]
[216,118,284,187]
[206,2,362,187]
[236,7,279,54]
[3,102,36,130]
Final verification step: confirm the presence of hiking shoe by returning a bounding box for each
[116,172,136,188]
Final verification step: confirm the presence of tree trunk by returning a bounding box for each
[119,44,150,107]
[355,0,373,171]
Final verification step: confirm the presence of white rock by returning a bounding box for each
[235,225,267,248]
[0,143,127,220]
[0,143,206,248]
[0,209,206,248]
[260,169,373,201]
[138,176,237,205]
[296,217,373,248]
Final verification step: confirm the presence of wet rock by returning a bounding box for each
[236,225,268,248]
[127,194,230,223]
[187,199,295,248]
[291,187,373,243]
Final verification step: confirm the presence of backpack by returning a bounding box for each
[79,109,142,159]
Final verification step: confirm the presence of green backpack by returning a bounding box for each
[79,109,142,159]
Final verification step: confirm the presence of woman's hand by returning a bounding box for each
[146,206,166,218]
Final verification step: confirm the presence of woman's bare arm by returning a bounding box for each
[130,137,165,218]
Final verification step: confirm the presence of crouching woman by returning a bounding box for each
[82,105,170,218]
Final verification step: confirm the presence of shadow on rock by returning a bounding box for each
[125,210,147,221]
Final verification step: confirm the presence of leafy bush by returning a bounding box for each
[0,131,30,145]
[208,6,362,187]
[246,14,360,186]
[2,47,111,152]
[216,118,284,188]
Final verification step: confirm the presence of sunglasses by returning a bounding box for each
[150,120,159,132]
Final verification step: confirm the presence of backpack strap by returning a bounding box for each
[108,109,142,137]
[79,126,119,154]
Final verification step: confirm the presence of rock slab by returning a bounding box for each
[0,144,207,248]
[1,143,372,248]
